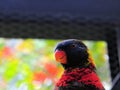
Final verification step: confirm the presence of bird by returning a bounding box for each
[54,39,105,90]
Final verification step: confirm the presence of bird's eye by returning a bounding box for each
[70,44,77,48]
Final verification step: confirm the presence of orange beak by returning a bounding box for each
[54,50,67,64]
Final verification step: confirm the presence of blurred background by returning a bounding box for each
[0,38,111,90]
[0,1,120,90]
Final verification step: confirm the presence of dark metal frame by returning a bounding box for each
[0,17,120,89]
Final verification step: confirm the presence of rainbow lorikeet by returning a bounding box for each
[54,39,105,90]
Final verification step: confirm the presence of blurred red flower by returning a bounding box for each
[45,63,58,78]
[2,46,13,57]
[33,71,47,83]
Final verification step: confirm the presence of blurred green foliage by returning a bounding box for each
[0,38,111,90]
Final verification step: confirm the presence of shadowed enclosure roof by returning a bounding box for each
[0,0,120,24]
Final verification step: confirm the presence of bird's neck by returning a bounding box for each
[63,62,96,71]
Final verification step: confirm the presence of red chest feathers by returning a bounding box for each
[56,68,103,89]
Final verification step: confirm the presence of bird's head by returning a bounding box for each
[54,39,95,69]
